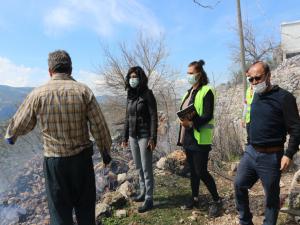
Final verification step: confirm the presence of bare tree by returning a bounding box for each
[98,32,180,154]
[230,19,276,65]
[156,76,179,154]
[98,33,171,96]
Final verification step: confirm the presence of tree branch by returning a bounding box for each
[193,0,221,9]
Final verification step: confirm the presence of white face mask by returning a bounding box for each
[129,78,139,88]
[253,81,267,93]
[187,74,199,85]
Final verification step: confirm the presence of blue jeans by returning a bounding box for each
[129,137,154,200]
[234,145,283,225]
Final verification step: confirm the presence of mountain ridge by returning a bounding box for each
[0,85,110,121]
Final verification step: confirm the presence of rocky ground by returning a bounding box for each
[0,147,298,225]
[102,151,296,225]
[0,142,134,225]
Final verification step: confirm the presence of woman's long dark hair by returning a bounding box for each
[125,66,148,99]
[189,59,209,86]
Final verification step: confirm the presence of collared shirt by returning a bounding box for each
[5,73,112,157]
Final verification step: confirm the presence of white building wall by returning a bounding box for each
[281,20,300,58]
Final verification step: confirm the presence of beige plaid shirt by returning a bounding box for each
[5,73,112,157]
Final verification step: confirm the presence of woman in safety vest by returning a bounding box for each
[178,60,222,217]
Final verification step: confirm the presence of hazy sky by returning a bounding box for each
[0,0,299,94]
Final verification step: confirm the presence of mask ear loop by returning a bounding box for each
[261,72,270,84]
[265,72,272,88]
[195,72,202,85]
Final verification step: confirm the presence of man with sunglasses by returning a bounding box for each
[234,61,300,225]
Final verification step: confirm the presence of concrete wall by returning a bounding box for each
[281,21,300,59]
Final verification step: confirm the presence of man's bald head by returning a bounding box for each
[248,61,270,76]
[247,61,271,86]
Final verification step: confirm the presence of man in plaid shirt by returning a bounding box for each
[5,50,112,225]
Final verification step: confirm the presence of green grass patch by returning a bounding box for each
[101,174,209,225]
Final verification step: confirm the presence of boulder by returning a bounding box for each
[102,191,127,209]
[117,181,134,198]
[95,203,111,219]
[110,160,129,174]
[117,173,127,184]
[164,150,190,177]
[115,209,127,218]
[156,157,167,170]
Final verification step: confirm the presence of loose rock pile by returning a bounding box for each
[0,145,139,225]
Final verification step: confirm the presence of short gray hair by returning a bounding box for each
[48,50,72,74]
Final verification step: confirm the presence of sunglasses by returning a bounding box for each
[247,74,265,83]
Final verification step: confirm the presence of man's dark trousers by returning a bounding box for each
[43,147,96,225]
[234,145,283,225]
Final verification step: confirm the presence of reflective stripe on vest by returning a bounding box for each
[245,86,254,124]
[201,124,214,129]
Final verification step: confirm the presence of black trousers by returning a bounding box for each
[43,147,96,225]
[185,149,220,201]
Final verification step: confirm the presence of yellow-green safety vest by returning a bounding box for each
[182,85,215,145]
[245,86,254,124]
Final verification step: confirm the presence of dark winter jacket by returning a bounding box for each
[123,66,158,143]
[123,89,158,143]
[249,85,300,159]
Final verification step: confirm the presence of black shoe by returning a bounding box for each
[198,199,208,211]
[208,199,223,218]
[138,199,153,213]
[181,198,199,210]
[131,193,145,202]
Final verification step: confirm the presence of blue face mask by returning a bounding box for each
[188,74,199,85]
[129,78,139,88]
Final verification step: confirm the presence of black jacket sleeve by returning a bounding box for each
[146,90,158,144]
[192,90,214,130]
[283,93,300,159]
[123,99,129,142]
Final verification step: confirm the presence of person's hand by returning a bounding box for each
[5,137,15,145]
[121,141,128,148]
[241,121,246,128]
[102,150,112,167]
[280,156,292,171]
[180,119,193,128]
[147,139,156,151]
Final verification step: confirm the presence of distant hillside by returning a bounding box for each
[0,85,110,121]
[0,85,33,121]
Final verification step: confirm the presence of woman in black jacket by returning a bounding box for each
[121,66,158,213]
